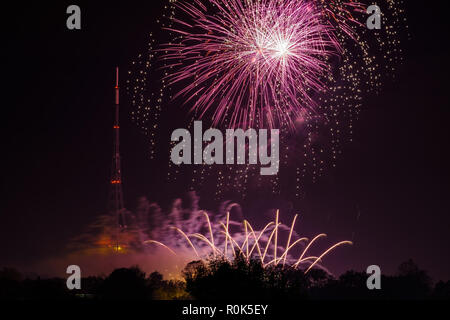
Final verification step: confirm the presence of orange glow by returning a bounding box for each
[110,180,121,184]
[94,238,128,253]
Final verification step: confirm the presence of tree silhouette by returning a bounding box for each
[0,259,446,300]
[0,267,22,299]
[391,259,432,299]
[182,256,309,300]
[433,280,450,299]
[99,266,149,300]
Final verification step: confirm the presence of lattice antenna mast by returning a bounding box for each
[109,67,126,238]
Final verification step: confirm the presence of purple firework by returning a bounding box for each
[162,0,343,129]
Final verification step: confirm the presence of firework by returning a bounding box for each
[127,0,407,197]
[161,0,347,129]
[68,194,352,276]
[145,209,352,273]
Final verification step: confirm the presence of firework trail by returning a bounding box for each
[69,194,351,275]
[142,200,352,273]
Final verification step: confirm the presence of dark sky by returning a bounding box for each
[2,1,449,281]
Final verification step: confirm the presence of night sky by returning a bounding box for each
[2,1,449,281]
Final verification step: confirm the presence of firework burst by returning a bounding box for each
[126,0,407,197]
[145,209,352,273]
[162,0,343,129]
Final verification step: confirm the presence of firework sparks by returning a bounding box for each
[68,194,353,277]
[127,0,407,197]
[145,209,352,273]
[162,0,342,129]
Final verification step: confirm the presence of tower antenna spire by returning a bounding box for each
[109,67,126,250]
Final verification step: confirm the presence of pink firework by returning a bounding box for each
[162,0,343,129]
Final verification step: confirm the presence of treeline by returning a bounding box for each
[0,266,188,300]
[182,257,450,300]
[1,259,449,300]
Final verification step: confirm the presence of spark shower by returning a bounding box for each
[145,209,353,272]
[162,0,342,130]
[127,0,406,196]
